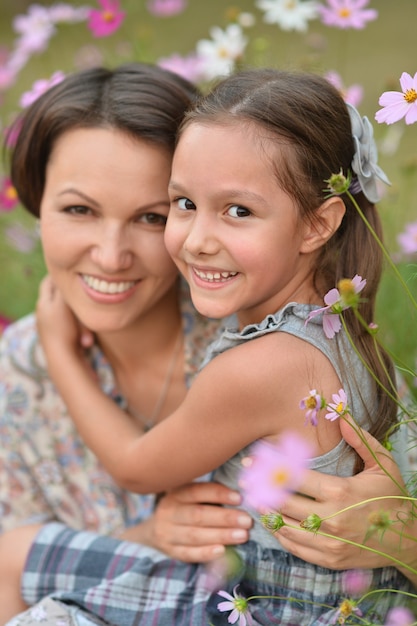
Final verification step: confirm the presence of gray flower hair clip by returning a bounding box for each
[347,102,391,204]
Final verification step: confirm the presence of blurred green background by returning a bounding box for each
[0,0,416,391]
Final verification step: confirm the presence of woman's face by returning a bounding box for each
[40,127,178,333]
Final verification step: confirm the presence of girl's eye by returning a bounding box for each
[138,213,167,226]
[177,197,196,211]
[227,205,251,218]
[63,205,92,216]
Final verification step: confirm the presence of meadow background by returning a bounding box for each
[0,0,416,396]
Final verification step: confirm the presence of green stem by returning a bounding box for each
[347,191,417,310]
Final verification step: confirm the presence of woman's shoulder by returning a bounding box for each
[0,312,41,361]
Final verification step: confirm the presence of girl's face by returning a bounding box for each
[165,122,318,327]
[40,127,178,334]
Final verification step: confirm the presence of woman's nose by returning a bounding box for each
[90,224,133,272]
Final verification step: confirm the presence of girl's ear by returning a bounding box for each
[300,196,346,254]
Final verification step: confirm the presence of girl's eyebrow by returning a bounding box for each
[169,180,266,205]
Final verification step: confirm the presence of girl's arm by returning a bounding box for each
[36,278,336,495]
[277,417,417,588]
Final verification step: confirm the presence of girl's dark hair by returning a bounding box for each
[181,68,396,455]
[8,62,199,217]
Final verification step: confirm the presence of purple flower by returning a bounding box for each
[5,223,39,253]
[147,0,187,17]
[325,388,349,421]
[0,177,18,211]
[398,220,417,255]
[325,71,363,107]
[299,389,325,426]
[375,72,417,126]
[239,433,313,512]
[13,5,56,53]
[217,585,253,626]
[48,4,90,24]
[87,0,126,37]
[385,607,415,626]
[342,569,371,596]
[317,0,377,29]
[157,53,205,83]
[19,71,65,108]
[305,275,366,339]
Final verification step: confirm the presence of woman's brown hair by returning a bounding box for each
[7,62,199,217]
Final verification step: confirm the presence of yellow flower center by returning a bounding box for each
[102,10,115,22]
[338,8,351,18]
[335,401,344,414]
[306,396,317,409]
[404,88,417,104]
[285,0,297,9]
[5,185,17,201]
[337,278,355,297]
[272,468,288,486]
[339,599,354,617]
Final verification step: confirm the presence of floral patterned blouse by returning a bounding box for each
[0,282,224,536]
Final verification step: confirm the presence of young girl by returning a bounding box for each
[14,68,414,626]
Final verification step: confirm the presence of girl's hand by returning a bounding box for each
[277,417,417,583]
[36,275,94,353]
[36,275,95,388]
[120,482,253,563]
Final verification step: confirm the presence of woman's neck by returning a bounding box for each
[96,282,182,374]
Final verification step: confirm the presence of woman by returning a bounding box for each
[0,63,253,621]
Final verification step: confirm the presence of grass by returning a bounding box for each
[0,0,416,388]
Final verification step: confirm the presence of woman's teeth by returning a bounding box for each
[82,275,136,294]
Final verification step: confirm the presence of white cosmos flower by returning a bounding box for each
[196,24,248,81]
[256,0,319,32]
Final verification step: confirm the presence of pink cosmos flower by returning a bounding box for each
[305,275,367,339]
[0,314,12,334]
[4,119,22,149]
[375,72,417,126]
[239,433,313,512]
[217,585,253,626]
[157,53,205,83]
[0,177,19,211]
[19,71,65,108]
[87,0,126,37]
[385,607,415,626]
[334,598,363,624]
[5,223,39,253]
[317,0,377,29]
[13,5,56,53]
[325,71,363,107]
[299,389,324,426]
[342,569,372,596]
[147,0,187,17]
[398,220,417,255]
[325,388,349,421]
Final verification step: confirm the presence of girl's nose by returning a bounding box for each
[183,212,219,257]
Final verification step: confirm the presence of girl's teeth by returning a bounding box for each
[194,269,237,283]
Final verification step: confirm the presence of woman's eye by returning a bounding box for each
[227,205,251,218]
[138,213,167,226]
[177,197,196,211]
[63,205,92,215]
